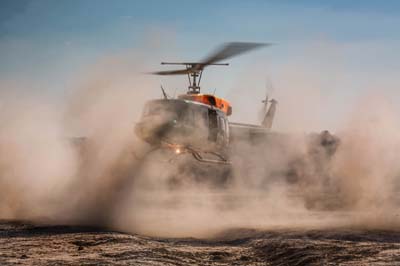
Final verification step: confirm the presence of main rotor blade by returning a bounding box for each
[152,69,191,75]
[198,42,271,69]
[151,42,271,75]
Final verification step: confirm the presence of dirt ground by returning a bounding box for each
[1,221,400,265]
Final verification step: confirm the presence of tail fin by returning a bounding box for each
[262,94,269,114]
[262,99,277,129]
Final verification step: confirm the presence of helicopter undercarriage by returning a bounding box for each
[133,139,231,165]
[163,142,231,165]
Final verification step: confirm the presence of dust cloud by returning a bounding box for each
[1,43,400,238]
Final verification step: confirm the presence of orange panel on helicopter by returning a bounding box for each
[178,94,232,116]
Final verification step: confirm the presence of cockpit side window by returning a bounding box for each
[218,116,226,133]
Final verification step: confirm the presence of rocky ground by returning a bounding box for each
[1,221,400,265]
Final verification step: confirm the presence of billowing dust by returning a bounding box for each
[1,51,400,238]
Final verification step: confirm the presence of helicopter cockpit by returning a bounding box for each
[136,98,229,148]
[142,100,180,120]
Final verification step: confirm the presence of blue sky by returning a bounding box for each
[1,1,400,130]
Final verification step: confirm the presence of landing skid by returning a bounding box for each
[186,147,231,165]
[133,143,231,165]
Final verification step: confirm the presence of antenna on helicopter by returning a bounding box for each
[151,42,272,94]
[160,85,169,99]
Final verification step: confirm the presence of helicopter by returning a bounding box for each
[134,42,278,165]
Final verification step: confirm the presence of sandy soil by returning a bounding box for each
[1,221,400,265]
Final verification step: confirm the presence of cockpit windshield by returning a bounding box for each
[142,101,182,120]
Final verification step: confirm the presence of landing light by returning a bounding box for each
[175,148,181,154]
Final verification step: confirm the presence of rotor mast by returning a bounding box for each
[161,62,228,94]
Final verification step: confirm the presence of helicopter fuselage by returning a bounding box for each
[135,98,230,153]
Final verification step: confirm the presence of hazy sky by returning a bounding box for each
[1,0,400,130]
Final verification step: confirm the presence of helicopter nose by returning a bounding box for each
[135,119,172,144]
[135,121,153,142]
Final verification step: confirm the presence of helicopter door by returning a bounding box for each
[208,109,218,141]
[218,116,228,145]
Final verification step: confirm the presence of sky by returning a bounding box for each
[1,0,400,131]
